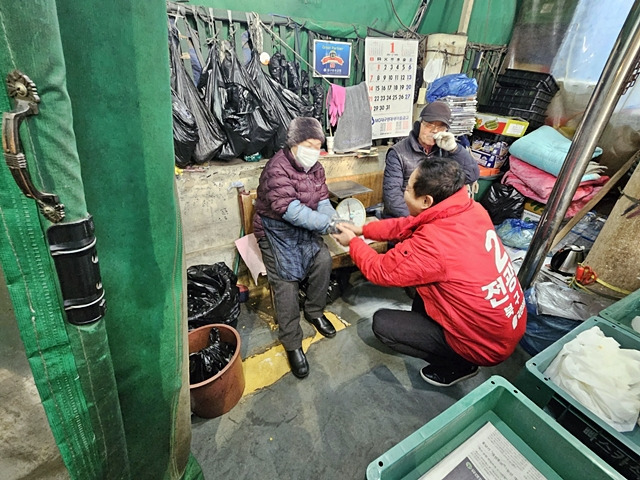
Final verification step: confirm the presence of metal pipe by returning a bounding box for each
[518,0,640,290]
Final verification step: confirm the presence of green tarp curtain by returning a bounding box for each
[0,1,201,478]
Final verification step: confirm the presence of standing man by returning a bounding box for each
[383,101,479,218]
[333,158,525,386]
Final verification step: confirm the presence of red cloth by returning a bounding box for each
[351,189,526,366]
[503,156,609,217]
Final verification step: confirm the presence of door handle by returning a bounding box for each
[2,70,65,223]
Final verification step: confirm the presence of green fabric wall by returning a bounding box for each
[186,0,423,33]
[419,0,519,45]
[187,0,518,45]
[55,1,195,478]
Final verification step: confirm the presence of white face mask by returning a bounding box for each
[295,145,320,172]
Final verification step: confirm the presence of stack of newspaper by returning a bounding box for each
[440,95,478,136]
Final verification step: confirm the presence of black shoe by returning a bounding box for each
[306,315,336,338]
[286,348,309,378]
[420,364,479,387]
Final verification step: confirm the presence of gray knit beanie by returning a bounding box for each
[419,101,451,128]
[286,117,325,148]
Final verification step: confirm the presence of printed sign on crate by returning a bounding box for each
[475,113,529,138]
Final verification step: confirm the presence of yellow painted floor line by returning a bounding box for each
[242,312,350,396]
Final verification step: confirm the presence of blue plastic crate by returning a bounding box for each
[366,376,622,480]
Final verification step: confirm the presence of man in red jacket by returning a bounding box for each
[333,158,526,387]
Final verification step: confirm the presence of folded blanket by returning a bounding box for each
[503,156,609,217]
[509,125,604,181]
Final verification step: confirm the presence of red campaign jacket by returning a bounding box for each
[350,188,526,366]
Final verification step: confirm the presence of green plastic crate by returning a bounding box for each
[365,376,622,480]
[516,317,640,480]
[599,288,640,337]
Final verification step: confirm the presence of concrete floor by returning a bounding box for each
[1,267,530,479]
[191,272,531,480]
[0,267,68,480]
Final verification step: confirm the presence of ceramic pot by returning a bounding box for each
[188,324,244,418]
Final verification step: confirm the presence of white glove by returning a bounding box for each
[433,131,458,152]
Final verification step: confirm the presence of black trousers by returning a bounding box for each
[372,295,476,369]
[259,238,331,351]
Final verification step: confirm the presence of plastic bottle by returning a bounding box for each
[579,215,606,245]
[557,211,595,249]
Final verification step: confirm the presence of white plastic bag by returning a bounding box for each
[544,326,640,432]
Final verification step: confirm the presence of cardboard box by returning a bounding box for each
[471,149,505,169]
[475,113,529,137]
[470,138,509,168]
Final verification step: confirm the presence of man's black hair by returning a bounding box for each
[412,157,465,205]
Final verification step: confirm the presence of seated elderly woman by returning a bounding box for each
[253,117,337,379]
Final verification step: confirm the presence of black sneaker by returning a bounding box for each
[420,364,479,387]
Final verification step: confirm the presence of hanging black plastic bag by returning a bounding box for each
[187,263,240,329]
[245,49,313,155]
[301,69,309,96]
[169,29,226,163]
[286,61,301,93]
[310,84,325,122]
[199,42,276,160]
[218,42,276,158]
[268,52,285,85]
[171,89,199,167]
[189,327,236,384]
[197,41,236,160]
[480,183,525,225]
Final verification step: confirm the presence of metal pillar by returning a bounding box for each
[517,0,640,290]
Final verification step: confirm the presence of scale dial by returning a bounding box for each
[335,198,366,227]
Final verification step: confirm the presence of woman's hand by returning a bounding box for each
[337,222,363,236]
[332,223,359,246]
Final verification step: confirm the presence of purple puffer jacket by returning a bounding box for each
[253,148,329,239]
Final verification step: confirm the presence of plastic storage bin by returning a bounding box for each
[479,104,546,127]
[493,85,555,103]
[366,376,622,480]
[497,69,559,94]
[599,288,640,336]
[515,317,640,480]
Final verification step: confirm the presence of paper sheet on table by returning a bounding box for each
[234,233,266,285]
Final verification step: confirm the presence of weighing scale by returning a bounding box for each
[335,197,367,227]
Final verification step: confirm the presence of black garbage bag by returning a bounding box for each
[480,183,526,225]
[286,61,301,94]
[171,89,199,167]
[245,50,313,155]
[169,29,226,163]
[279,54,289,84]
[218,43,276,159]
[310,84,325,122]
[268,52,285,85]
[199,42,276,160]
[298,277,342,309]
[187,263,240,329]
[189,327,236,384]
[300,69,309,96]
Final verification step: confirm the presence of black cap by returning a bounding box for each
[419,101,451,128]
